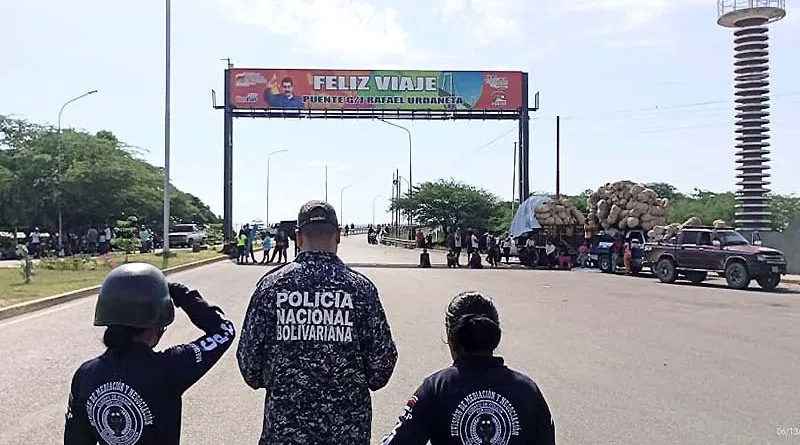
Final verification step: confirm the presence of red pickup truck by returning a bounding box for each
[644,226,788,290]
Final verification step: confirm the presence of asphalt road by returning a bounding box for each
[1,237,799,444]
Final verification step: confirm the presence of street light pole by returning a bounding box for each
[324,164,328,201]
[57,89,98,255]
[266,149,288,226]
[379,119,412,219]
[163,0,172,256]
[340,184,352,227]
[372,195,385,227]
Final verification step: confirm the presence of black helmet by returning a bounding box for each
[94,263,175,329]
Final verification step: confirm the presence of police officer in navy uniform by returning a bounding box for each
[382,291,556,445]
[237,200,398,445]
[64,263,236,444]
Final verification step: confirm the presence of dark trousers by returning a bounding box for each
[270,247,288,263]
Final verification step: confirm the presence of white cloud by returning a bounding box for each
[561,0,707,32]
[221,0,420,62]
[437,0,522,45]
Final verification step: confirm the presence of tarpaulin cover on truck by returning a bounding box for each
[510,195,552,239]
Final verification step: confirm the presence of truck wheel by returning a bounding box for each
[655,258,677,283]
[599,255,612,273]
[756,272,781,291]
[725,262,751,290]
[685,271,707,284]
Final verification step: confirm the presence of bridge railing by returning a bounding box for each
[343,225,416,237]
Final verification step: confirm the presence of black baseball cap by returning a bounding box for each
[297,200,339,229]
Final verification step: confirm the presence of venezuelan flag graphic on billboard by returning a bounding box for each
[229,69,523,111]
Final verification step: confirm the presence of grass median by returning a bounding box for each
[0,248,227,309]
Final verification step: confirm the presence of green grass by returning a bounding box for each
[0,249,226,308]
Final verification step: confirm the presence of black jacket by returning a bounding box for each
[63,290,236,445]
[237,251,398,445]
[382,356,556,445]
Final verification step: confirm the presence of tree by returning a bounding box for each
[667,189,736,227]
[767,193,800,232]
[560,189,592,215]
[644,182,682,200]
[0,115,221,232]
[391,179,500,237]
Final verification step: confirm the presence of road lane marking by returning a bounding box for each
[0,297,94,329]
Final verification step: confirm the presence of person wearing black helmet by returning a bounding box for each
[237,199,398,445]
[382,291,556,445]
[63,262,236,445]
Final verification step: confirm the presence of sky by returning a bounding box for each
[1,0,799,227]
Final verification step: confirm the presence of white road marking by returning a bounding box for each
[0,297,95,329]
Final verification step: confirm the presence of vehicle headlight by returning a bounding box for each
[756,255,766,262]
[644,245,652,251]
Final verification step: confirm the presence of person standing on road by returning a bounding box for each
[237,200,398,445]
[453,230,462,265]
[610,236,623,274]
[623,240,633,275]
[269,229,289,264]
[260,231,273,264]
[381,291,556,445]
[63,263,236,445]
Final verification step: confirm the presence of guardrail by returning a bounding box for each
[343,225,415,237]
[380,236,418,249]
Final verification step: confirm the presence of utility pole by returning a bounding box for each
[556,115,561,199]
[163,0,172,256]
[339,185,351,227]
[57,89,98,255]
[512,141,517,214]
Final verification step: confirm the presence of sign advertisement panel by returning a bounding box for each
[229,69,523,111]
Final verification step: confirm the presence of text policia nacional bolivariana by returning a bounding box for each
[304,75,466,105]
[276,291,354,342]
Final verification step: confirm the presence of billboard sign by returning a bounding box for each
[229,69,523,111]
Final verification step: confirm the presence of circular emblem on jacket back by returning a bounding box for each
[88,383,148,445]
[451,390,520,445]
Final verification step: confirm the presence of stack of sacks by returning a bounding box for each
[586,181,670,238]
[534,197,586,237]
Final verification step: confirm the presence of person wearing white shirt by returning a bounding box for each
[545,240,557,268]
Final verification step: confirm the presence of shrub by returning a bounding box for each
[17,244,35,284]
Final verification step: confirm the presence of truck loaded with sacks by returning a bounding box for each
[510,195,586,266]
[583,181,670,273]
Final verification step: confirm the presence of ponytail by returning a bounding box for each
[450,314,501,354]
[446,291,502,354]
[102,326,147,352]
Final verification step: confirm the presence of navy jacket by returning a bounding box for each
[382,356,556,445]
[63,290,236,444]
[237,251,398,445]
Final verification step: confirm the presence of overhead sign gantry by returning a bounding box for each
[214,66,538,243]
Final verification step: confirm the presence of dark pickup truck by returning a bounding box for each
[645,226,788,290]
[589,229,647,274]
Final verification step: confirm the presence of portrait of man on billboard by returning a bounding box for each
[264,74,305,109]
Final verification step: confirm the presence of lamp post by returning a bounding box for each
[163,0,172,256]
[394,175,411,230]
[379,119,412,215]
[57,89,98,254]
[339,184,352,227]
[266,149,288,227]
[324,164,329,201]
[372,195,385,227]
